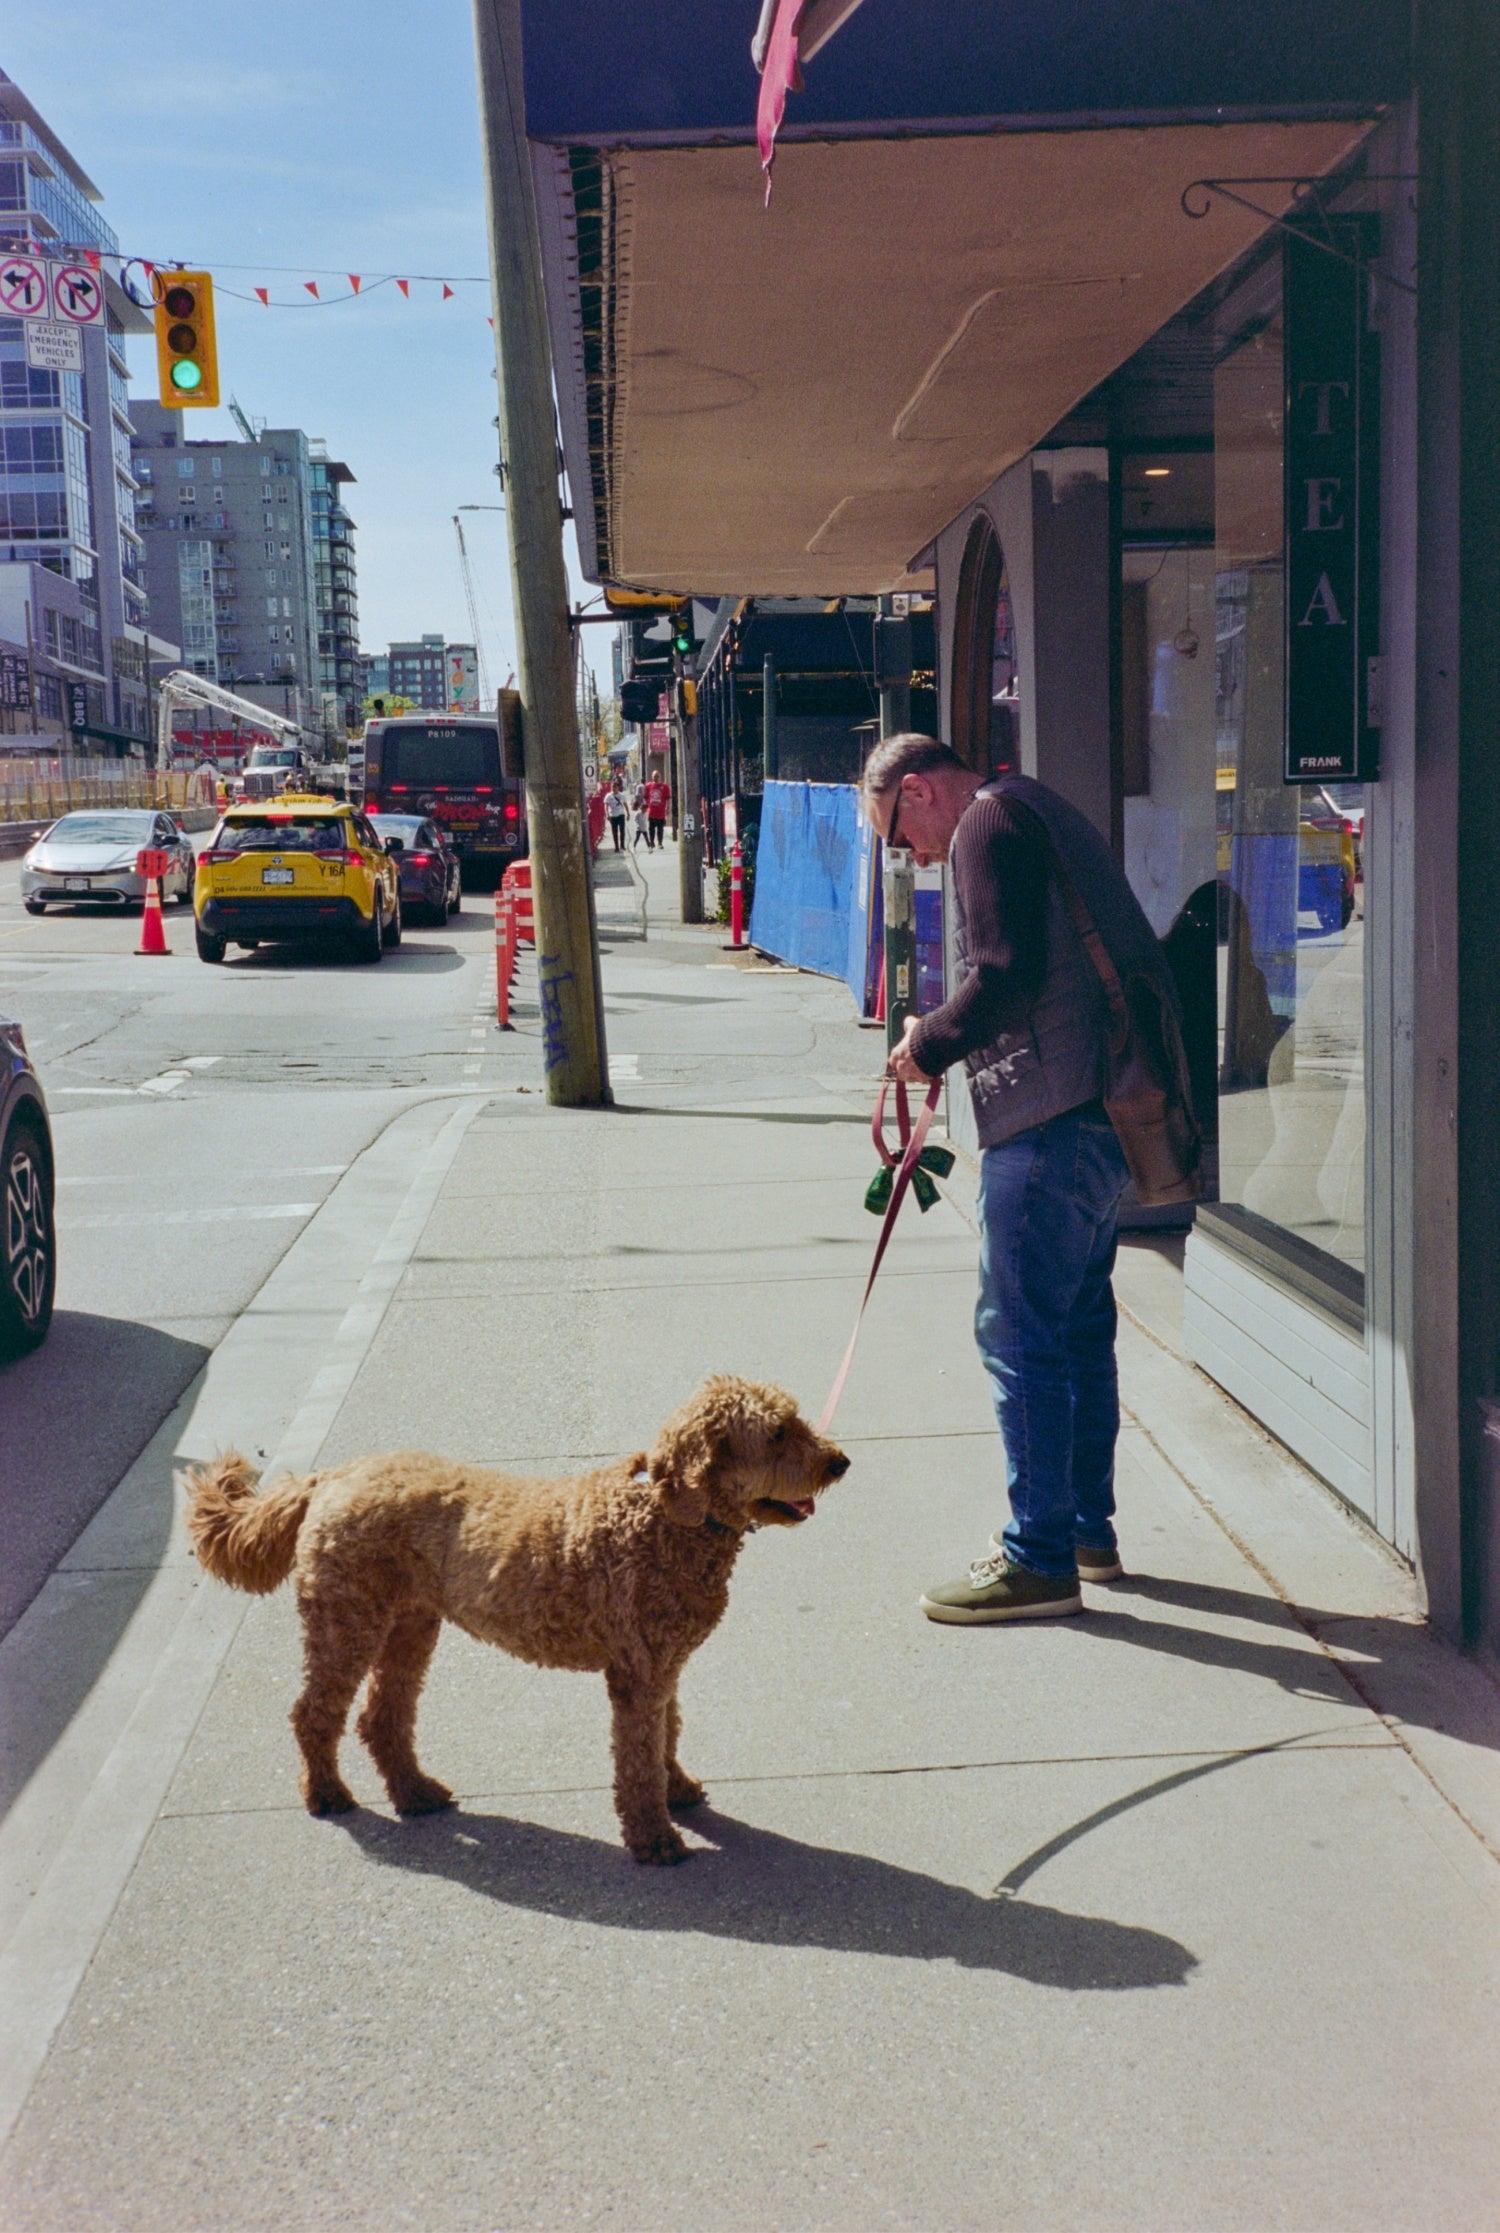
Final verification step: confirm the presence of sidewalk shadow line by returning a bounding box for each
[340,1807,1196,1993]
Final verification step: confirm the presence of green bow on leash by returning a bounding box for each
[864,1140,955,1216]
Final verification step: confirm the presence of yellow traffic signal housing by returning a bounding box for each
[153,271,219,408]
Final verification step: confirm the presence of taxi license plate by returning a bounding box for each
[261,868,294,885]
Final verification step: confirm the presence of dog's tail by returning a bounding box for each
[183,1451,312,1595]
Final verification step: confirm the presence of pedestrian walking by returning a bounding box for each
[605,778,627,852]
[631,788,650,848]
[862,734,1183,1626]
[644,774,671,849]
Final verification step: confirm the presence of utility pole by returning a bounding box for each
[762,653,778,781]
[472,0,609,1105]
[876,595,916,1049]
[676,660,705,924]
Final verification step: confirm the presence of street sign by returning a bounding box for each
[50,263,103,325]
[0,257,103,326]
[24,322,83,373]
[0,255,48,318]
[1284,218,1381,783]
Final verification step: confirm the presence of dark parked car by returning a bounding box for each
[0,1017,55,1357]
[369,814,462,925]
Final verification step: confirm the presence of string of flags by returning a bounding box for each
[3,236,487,313]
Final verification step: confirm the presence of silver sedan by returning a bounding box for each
[20,809,196,914]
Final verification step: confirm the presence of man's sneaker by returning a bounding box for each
[920,1553,1082,1625]
[988,1533,1123,1582]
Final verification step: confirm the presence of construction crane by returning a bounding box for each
[452,513,493,709]
[154,669,303,773]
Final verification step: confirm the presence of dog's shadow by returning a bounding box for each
[341,1805,1194,1993]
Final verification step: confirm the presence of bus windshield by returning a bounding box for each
[382,725,497,790]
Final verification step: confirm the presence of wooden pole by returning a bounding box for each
[471,0,610,1105]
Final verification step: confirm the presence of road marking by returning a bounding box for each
[62,1203,319,1231]
[48,1086,139,1097]
[180,1055,221,1069]
[137,1071,190,1096]
[57,1164,347,1187]
[611,1053,640,1080]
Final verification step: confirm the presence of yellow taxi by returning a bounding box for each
[193,795,401,965]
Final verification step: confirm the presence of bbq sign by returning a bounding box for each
[1283,219,1381,784]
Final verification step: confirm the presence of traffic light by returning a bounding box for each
[153,271,219,408]
[620,677,663,726]
[670,607,694,658]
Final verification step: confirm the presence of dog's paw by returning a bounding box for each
[304,1778,358,1817]
[630,1826,691,1865]
[393,1775,456,1817]
[667,1771,707,1810]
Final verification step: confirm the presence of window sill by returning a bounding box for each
[1193,1202,1364,1337]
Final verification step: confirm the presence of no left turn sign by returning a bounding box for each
[0,257,48,318]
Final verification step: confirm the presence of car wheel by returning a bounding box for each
[355,897,384,964]
[196,924,227,964]
[382,893,402,949]
[0,1114,55,1358]
[23,898,45,915]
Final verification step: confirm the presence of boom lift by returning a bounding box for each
[154,670,305,774]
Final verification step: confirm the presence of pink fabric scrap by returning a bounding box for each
[756,0,807,204]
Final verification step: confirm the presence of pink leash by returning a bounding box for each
[817,1075,943,1433]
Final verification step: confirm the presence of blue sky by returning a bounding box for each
[7,0,596,693]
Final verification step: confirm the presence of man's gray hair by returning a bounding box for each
[860,733,968,801]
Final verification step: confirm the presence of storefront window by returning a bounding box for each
[1213,292,1366,1284]
[951,515,1019,775]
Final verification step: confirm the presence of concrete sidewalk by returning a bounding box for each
[3,841,1499,2230]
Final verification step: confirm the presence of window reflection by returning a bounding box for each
[1214,307,1366,1278]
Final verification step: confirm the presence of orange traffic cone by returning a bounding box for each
[137,872,170,957]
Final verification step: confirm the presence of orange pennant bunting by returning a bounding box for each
[348,274,362,294]
[254,286,269,305]
[442,283,454,300]
[395,279,410,298]
[304,280,320,298]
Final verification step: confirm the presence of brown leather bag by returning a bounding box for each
[1014,807,1202,1207]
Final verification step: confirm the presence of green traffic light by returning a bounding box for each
[170,359,204,393]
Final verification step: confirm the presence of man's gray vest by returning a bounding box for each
[953,773,1168,1150]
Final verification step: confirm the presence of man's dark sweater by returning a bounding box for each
[909,789,1049,1075]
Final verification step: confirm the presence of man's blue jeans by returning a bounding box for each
[975,1100,1131,1578]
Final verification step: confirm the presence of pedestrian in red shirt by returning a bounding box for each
[644,777,671,849]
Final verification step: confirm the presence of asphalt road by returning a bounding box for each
[0,853,517,1637]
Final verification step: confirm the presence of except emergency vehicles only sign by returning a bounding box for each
[1283,217,1381,784]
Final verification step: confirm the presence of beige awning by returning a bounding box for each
[583,117,1375,594]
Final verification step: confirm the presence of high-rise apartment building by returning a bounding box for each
[130,404,350,740]
[386,634,447,709]
[0,70,156,750]
[310,445,359,733]
[378,635,480,712]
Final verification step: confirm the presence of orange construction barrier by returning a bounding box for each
[501,858,534,945]
[495,888,518,1029]
[135,848,171,956]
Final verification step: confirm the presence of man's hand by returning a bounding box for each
[886,1016,930,1085]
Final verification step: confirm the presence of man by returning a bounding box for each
[644,773,671,849]
[862,734,1170,1625]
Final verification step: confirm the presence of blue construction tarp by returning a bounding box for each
[749,780,876,1010]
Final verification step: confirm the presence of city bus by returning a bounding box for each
[356,710,526,886]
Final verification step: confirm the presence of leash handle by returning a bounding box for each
[819,1075,942,1434]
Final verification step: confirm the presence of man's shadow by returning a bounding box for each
[1089,1575,1500,1752]
[342,1807,1195,1994]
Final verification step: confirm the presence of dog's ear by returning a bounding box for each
[647,1409,720,1527]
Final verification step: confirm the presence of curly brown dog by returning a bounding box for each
[185,1375,849,1863]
